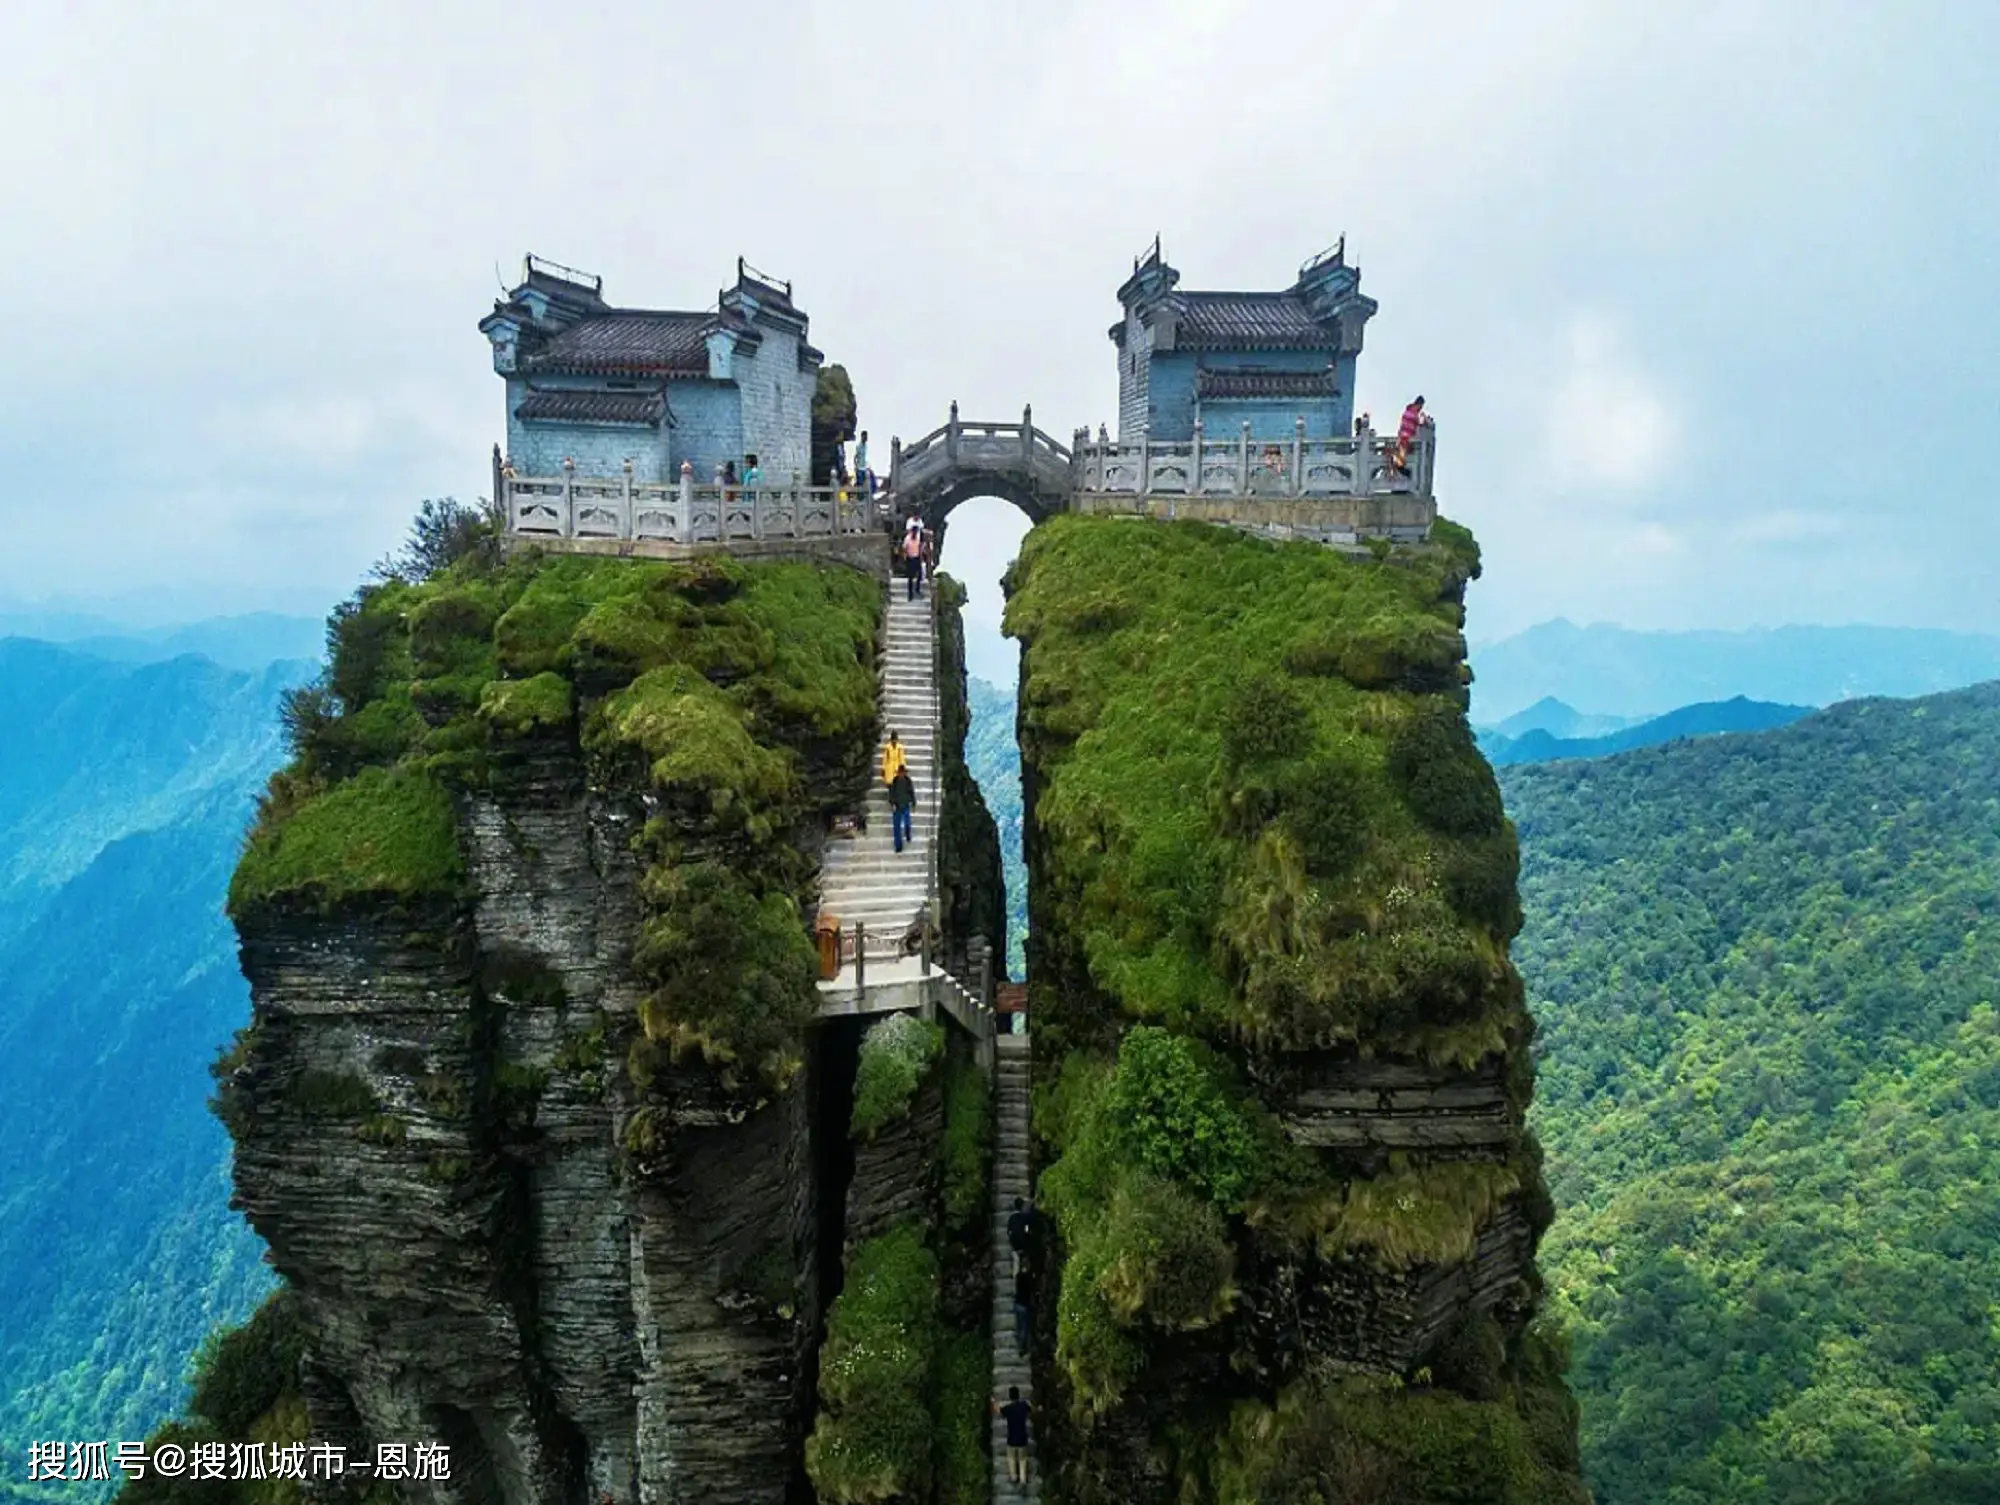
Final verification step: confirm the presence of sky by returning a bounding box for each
[1,0,1994,647]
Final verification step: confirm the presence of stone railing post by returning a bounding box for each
[1138,438,1152,495]
[1192,417,1204,494]
[491,443,504,526]
[1354,426,1374,496]
[561,456,576,537]
[946,401,961,467]
[1292,416,1306,496]
[1022,403,1034,467]
[678,459,695,539]
[1419,421,1438,498]
[855,921,867,994]
[1238,423,1251,494]
[889,435,902,496]
[1072,426,1090,490]
[621,457,635,539]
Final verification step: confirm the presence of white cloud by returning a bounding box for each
[1543,314,1679,492]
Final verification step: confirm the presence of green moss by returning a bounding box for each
[632,861,818,1088]
[240,546,880,1092]
[478,672,573,737]
[1004,514,1518,1055]
[415,1072,468,1119]
[590,663,796,829]
[1255,1154,1527,1271]
[941,1051,991,1235]
[851,1012,945,1140]
[230,765,462,915]
[1208,1374,1589,1505]
[423,1154,473,1183]
[290,1070,377,1119]
[552,1022,608,1075]
[493,1061,549,1126]
[935,1327,991,1505]
[355,1114,407,1146]
[806,1222,942,1503]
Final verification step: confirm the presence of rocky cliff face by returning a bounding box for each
[1004,516,1588,1504]
[217,551,886,1505]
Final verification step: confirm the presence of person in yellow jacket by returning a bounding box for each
[882,731,907,786]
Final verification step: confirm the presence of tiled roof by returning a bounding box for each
[525,311,716,375]
[1173,292,1334,350]
[1196,368,1340,400]
[515,389,667,426]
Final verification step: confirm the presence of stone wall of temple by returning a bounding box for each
[734,328,814,483]
[1117,307,1153,441]
[663,379,745,482]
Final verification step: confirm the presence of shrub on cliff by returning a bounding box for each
[806,1222,942,1502]
[633,861,819,1088]
[851,1012,945,1140]
[114,1288,320,1505]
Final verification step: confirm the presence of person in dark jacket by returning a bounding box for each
[993,1386,1032,1492]
[890,767,916,853]
[1007,1197,1037,1276]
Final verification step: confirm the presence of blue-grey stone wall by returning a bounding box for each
[1117,310,1153,441]
[1145,348,1354,443]
[734,330,813,482]
[665,381,745,482]
[504,375,673,481]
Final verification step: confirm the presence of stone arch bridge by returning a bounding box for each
[886,402,1079,535]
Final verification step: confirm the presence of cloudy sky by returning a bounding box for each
[1,0,1993,646]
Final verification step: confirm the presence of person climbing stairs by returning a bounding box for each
[989,1027,1038,1499]
[817,580,938,972]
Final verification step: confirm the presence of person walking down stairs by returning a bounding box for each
[890,765,916,854]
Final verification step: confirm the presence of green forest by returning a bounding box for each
[1506,682,2000,1504]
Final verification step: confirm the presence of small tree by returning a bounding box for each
[370,496,500,584]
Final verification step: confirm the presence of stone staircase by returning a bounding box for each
[816,582,937,959]
[989,1028,1039,1500]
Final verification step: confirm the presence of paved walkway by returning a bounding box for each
[989,1027,1039,1501]
[815,581,937,990]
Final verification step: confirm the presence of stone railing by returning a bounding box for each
[1070,417,1437,501]
[504,459,882,544]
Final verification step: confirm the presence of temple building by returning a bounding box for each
[1110,237,1377,444]
[479,254,821,484]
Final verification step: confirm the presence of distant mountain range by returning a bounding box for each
[1469,620,2000,723]
[0,640,309,1482]
[0,612,325,672]
[1478,696,1814,767]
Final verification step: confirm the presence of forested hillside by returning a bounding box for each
[1507,682,2000,1504]
[965,676,1024,978]
[0,646,309,1503]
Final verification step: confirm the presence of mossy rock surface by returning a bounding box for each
[1009,517,1578,1493]
[1005,514,1512,1056]
[236,547,881,1081]
[230,765,463,915]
